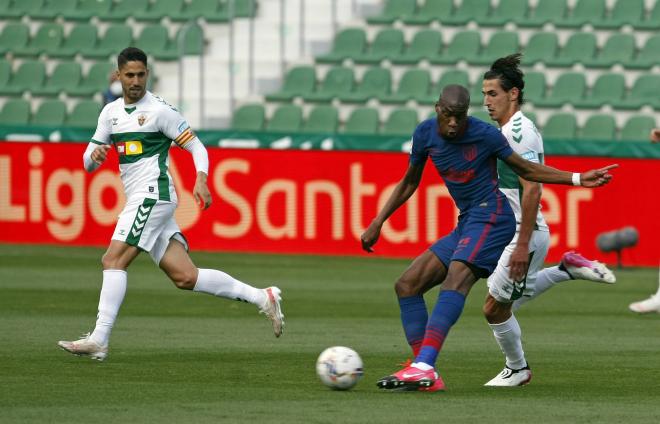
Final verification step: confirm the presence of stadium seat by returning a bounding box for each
[366,0,417,25]
[573,73,625,109]
[32,100,67,126]
[230,104,265,131]
[49,24,98,59]
[63,0,112,21]
[594,0,644,28]
[13,23,64,57]
[0,0,44,19]
[32,61,82,96]
[265,66,316,102]
[65,101,102,128]
[343,107,380,134]
[430,30,481,65]
[391,29,443,65]
[469,82,484,106]
[354,29,405,65]
[479,0,529,27]
[517,0,567,28]
[555,0,606,28]
[134,25,173,59]
[381,108,418,136]
[301,106,339,134]
[0,60,46,96]
[441,0,491,26]
[266,105,303,132]
[401,0,453,25]
[31,0,77,20]
[67,62,114,97]
[471,109,491,122]
[379,69,431,104]
[545,33,597,67]
[542,113,577,140]
[626,35,660,70]
[316,28,367,64]
[171,0,229,23]
[634,0,660,29]
[431,69,470,105]
[172,24,205,56]
[521,32,559,66]
[469,31,519,65]
[620,115,656,141]
[579,114,616,141]
[0,22,29,55]
[231,0,258,18]
[522,71,547,105]
[0,60,11,93]
[583,34,635,68]
[0,99,31,125]
[614,75,660,110]
[100,0,149,21]
[80,24,133,60]
[339,67,391,103]
[134,0,185,22]
[303,67,354,103]
[535,73,586,108]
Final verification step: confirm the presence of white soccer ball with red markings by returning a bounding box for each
[316,346,364,390]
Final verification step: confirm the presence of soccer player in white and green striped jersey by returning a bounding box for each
[58,48,284,361]
[480,54,615,386]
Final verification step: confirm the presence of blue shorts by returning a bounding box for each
[430,195,516,277]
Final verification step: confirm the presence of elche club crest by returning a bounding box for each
[138,114,147,126]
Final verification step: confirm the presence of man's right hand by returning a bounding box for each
[651,128,660,143]
[360,222,382,253]
[91,145,111,164]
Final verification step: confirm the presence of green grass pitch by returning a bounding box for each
[1,243,659,423]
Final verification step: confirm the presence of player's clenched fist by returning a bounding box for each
[91,144,111,164]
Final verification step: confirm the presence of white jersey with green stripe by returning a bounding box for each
[91,91,197,203]
[497,111,548,231]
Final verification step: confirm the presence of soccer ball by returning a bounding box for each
[316,346,364,390]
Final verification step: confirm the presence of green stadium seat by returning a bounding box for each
[100,0,149,21]
[0,99,31,125]
[634,0,660,30]
[469,82,484,106]
[354,29,404,65]
[471,109,491,122]
[0,60,46,96]
[522,71,547,105]
[401,0,453,25]
[68,62,114,97]
[266,105,303,132]
[301,106,339,134]
[80,24,133,60]
[231,104,265,131]
[620,115,656,141]
[626,35,660,70]
[63,0,112,21]
[469,31,519,65]
[66,101,102,128]
[32,61,82,96]
[521,32,559,66]
[542,113,577,140]
[579,114,616,141]
[430,69,470,105]
[366,0,417,25]
[231,0,258,18]
[0,22,29,55]
[173,24,205,56]
[171,0,229,23]
[379,69,431,104]
[555,0,606,28]
[32,100,67,126]
[613,75,660,110]
[430,30,481,65]
[134,25,178,61]
[524,111,537,125]
[49,24,98,59]
[134,0,185,22]
[518,0,567,28]
[573,73,625,109]
[381,108,418,136]
[442,0,491,26]
[545,33,597,67]
[339,67,391,103]
[535,73,586,108]
[265,66,316,102]
[391,29,443,65]
[583,34,635,68]
[0,60,11,93]
[343,107,380,134]
[480,0,529,27]
[31,0,77,20]
[316,28,367,64]
[13,23,64,57]
[1,0,44,19]
[594,0,644,28]
[303,67,354,103]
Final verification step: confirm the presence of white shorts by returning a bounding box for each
[487,229,550,303]
[111,197,188,265]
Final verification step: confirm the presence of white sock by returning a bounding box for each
[411,362,434,371]
[193,268,267,307]
[512,265,570,311]
[489,314,527,370]
[90,270,127,347]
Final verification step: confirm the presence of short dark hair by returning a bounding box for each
[118,47,148,69]
[483,53,525,105]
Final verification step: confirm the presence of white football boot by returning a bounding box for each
[485,365,532,387]
[57,333,108,361]
[629,294,660,314]
[560,251,616,284]
[260,287,284,337]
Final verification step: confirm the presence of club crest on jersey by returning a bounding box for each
[462,145,477,162]
[138,114,147,126]
[116,140,143,156]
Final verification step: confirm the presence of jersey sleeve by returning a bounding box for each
[157,104,197,148]
[409,120,430,166]
[506,120,543,164]
[91,105,112,145]
[491,129,514,160]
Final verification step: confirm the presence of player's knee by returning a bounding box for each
[101,252,120,270]
[394,277,417,297]
[170,269,197,290]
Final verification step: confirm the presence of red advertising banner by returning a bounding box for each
[1,141,658,266]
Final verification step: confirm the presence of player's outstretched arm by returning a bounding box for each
[193,171,211,210]
[82,143,110,173]
[503,152,617,188]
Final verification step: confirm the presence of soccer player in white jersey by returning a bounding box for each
[481,54,615,386]
[58,48,284,361]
